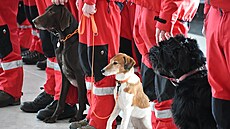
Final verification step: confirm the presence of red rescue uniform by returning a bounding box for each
[131,0,199,128]
[78,0,123,128]
[204,0,230,128]
[0,0,23,100]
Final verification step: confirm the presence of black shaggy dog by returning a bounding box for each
[149,35,216,129]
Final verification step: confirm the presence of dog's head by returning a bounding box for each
[32,5,72,32]
[101,53,136,76]
[149,35,206,78]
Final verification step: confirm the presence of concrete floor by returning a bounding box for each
[0,27,206,129]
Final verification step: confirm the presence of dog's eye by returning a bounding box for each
[113,62,118,65]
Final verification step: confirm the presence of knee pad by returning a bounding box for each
[0,25,13,59]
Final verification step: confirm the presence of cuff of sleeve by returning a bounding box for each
[156,13,175,33]
[84,0,96,5]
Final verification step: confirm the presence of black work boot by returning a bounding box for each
[20,91,53,113]
[0,90,20,107]
[69,118,89,129]
[22,51,46,65]
[36,59,47,70]
[37,100,77,121]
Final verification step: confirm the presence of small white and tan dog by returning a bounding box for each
[101,53,152,129]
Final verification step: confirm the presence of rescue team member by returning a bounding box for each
[203,0,230,128]
[17,0,33,52]
[132,0,199,128]
[22,0,46,65]
[119,2,142,79]
[20,0,79,121]
[0,0,24,107]
[70,0,124,128]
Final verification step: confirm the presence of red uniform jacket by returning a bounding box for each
[210,0,230,11]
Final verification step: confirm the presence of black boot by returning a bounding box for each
[22,51,46,65]
[36,59,47,70]
[20,91,53,113]
[37,100,77,121]
[0,90,20,108]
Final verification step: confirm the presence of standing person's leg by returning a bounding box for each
[20,30,55,113]
[71,1,121,129]
[22,0,46,65]
[205,7,230,129]
[133,5,177,129]
[0,0,24,107]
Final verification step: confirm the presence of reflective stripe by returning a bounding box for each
[155,109,172,119]
[93,86,114,96]
[47,59,54,69]
[54,62,60,71]
[18,24,32,29]
[31,29,40,38]
[86,81,93,90]
[0,64,2,68]
[150,102,155,111]
[1,60,23,70]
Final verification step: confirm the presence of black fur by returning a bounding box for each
[149,35,217,129]
[33,5,87,123]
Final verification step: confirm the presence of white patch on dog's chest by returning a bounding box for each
[115,83,134,109]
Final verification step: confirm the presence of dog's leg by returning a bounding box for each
[69,74,87,122]
[44,71,71,123]
[120,107,134,129]
[141,111,152,129]
[106,104,121,129]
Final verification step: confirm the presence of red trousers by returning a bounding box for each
[0,0,23,99]
[78,1,121,128]
[205,7,230,100]
[23,0,43,53]
[133,5,187,129]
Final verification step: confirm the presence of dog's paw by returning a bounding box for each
[43,117,57,123]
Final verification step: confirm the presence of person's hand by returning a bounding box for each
[155,28,172,45]
[82,3,96,18]
[51,0,68,5]
[76,0,79,10]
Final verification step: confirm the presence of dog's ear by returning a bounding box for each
[60,6,71,31]
[123,56,136,71]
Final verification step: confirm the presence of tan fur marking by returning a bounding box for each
[124,81,150,109]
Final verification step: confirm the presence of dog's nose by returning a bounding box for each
[101,69,105,73]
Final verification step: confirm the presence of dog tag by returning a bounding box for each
[57,41,60,48]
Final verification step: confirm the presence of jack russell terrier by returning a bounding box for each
[101,53,152,129]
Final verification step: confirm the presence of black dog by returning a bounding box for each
[32,5,87,123]
[149,35,216,129]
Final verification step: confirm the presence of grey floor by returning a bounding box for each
[0,19,206,129]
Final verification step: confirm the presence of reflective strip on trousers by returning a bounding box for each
[18,24,32,29]
[150,101,155,111]
[155,109,173,119]
[53,62,60,71]
[86,81,93,90]
[1,60,23,70]
[47,59,54,69]
[92,86,114,96]
[31,29,40,38]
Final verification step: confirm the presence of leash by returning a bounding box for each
[79,15,111,120]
